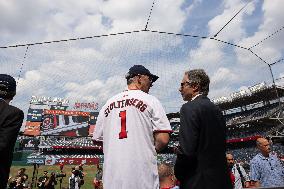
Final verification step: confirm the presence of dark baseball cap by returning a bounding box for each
[0,74,17,93]
[125,65,159,83]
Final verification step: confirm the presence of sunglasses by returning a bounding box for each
[180,81,192,88]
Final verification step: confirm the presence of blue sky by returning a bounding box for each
[0,0,283,115]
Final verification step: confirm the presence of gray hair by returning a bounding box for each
[126,77,136,85]
[158,163,174,180]
[185,69,210,96]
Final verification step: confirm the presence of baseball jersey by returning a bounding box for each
[93,89,172,189]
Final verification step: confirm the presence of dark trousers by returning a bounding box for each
[0,164,10,189]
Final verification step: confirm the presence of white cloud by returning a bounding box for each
[186,0,253,71]
[185,0,202,15]
[17,70,42,94]
[185,0,284,100]
[211,67,237,86]
[148,0,186,32]
[1,0,284,114]
[210,86,233,100]
[188,40,225,70]
[63,75,125,105]
[238,0,284,63]
[208,0,255,41]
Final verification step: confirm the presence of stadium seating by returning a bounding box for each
[39,137,102,149]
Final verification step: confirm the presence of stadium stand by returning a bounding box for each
[161,83,284,165]
[23,82,283,168]
[38,137,101,150]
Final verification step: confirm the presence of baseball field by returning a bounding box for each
[10,165,99,189]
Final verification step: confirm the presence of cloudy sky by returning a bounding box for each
[0,0,283,114]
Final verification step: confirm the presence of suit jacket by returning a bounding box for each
[174,95,232,189]
[0,99,24,189]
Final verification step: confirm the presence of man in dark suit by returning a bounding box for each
[174,69,232,189]
[0,74,24,189]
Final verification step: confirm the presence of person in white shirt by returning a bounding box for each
[69,166,84,189]
[226,153,250,189]
[93,65,172,189]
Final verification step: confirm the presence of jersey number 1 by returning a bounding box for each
[119,110,127,139]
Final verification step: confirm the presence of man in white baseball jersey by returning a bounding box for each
[92,65,172,189]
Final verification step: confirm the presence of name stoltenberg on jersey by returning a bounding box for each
[93,89,172,189]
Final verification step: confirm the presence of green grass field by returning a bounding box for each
[10,165,99,189]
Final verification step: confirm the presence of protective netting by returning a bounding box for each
[0,30,280,115]
[0,0,283,118]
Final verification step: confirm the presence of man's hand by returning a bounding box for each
[154,132,170,152]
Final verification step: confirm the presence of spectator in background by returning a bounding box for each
[69,166,84,189]
[158,163,179,189]
[9,168,30,189]
[9,176,24,189]
[250,137,284,187]
[226,153,250,189]
[92,65,171,189]
[174,69,232,189]
[16,168,29,188]
[0,74,24,189]
[44,172,57,189]
[37,171,48,189]
[93,165,103,189]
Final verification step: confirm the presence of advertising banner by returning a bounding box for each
[40,110,98,136]
[27,109,43,122]
[26,96,101,136]
[226,135,261,143]
[41,114,55,132]
[59,157,100,165]
[21,138,40,150]
[45,157,100,165]
[45,156,60,165]
[24,122,41,136]
[44,110,90,116]
[73,102,99,111]
[27,158,45,165]
[50,105,68,110]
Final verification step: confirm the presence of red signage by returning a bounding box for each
[44,110,90,116]
[226,135,261,143]
[73,102,99,110]
[59,158,100,165]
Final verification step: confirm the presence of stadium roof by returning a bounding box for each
[216,85,284,111]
